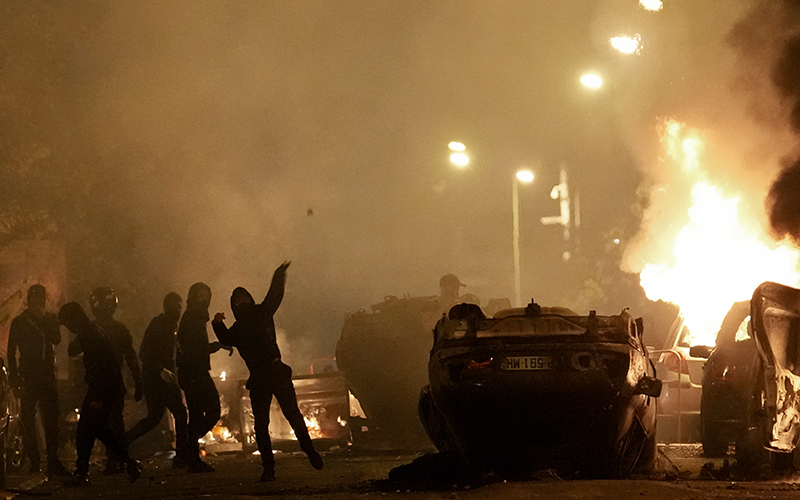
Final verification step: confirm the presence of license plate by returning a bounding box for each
[502,356,554,370]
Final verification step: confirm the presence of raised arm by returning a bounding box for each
[261,261,290,316]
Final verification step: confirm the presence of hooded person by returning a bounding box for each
[212,261,323,482]
[176,282,231,473]
[57,302,142,485]
[7,285,70,477]
[126,292,189,467]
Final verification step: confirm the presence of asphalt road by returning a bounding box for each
[4,444,800,499]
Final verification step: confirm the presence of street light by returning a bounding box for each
[513,169,534,307]
[580,73,603,89]
[448,141,470,168]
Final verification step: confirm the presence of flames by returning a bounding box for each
[637,119,800,346]
[303,414,324,440]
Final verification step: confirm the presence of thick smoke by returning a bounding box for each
[765,1,800,243]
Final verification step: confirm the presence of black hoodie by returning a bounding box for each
[212,269,286,389]
[58,302,125,400]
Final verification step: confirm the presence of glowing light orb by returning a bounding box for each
[580,74,603,89]
[639,0,663,11]
[516,169,534,183]
[610,35,642,55]
[450,152,469,167]
[448,141,466,152]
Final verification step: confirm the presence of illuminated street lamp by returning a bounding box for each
[513,169,534,307]
[580,73,603,89]
[449,141,469,168]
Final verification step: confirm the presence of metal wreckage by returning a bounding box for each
[737,281,800,472]
[419,302,662,478]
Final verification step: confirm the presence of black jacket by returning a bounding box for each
[177,307,212,375]
[68,317,142,389]
[7,309,60,381]
[58,303,125,400]
[212,268,285,389]
[140,313,179,378]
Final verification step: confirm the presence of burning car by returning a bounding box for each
[737,282,800,472]
[419,302,661,478]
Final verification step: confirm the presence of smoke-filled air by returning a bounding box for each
[4,0,800,370]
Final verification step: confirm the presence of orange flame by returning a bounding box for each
[638,120,800,346]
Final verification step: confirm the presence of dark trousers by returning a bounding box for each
[249,362,314,470]
[126,375,188,454]
[179,371,220,459]
[20,376,61,468]
[76,394,130,474]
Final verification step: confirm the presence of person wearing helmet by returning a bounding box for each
[57,302,142,485]
[69,287,143,475]
[7,285,70,477]
[125,292,189,468]
[176,282,232,473]
[212,261,323,482]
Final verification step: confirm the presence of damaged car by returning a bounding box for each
[419,302,661,478]
[739,281,800,472]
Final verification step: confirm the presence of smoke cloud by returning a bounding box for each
[762,1,800,243]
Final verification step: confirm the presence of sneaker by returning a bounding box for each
[259,467,276,482]
[307,451,324,471]
[187,460,215,473]
[127,460,143,483]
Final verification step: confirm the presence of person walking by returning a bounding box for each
[177,282,231,473]
[57,302,142,485]
[126,292,189,467]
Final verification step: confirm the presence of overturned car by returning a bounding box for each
[419,302,661,478]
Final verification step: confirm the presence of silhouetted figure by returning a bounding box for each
[68,287,143,475]
[212,261,323,482]
[438,274,465,310]
[7,285,70,477]
[58,302,142,485]
[177,282,230,473]
[126,292,188,467]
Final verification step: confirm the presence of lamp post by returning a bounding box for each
[513,169,534,306]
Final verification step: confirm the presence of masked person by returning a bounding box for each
[57,302,142,485]
[7,285,70,477]
[177,282,231,473]
[68,287,143,475]
[126,292,189,468]
[212,261,323,482]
